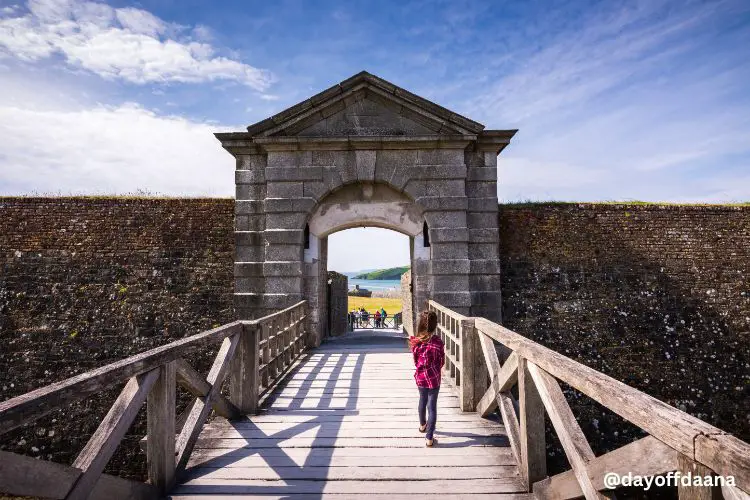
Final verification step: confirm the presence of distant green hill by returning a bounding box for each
[354,266,410,280]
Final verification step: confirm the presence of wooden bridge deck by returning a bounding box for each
[171,329,530,499]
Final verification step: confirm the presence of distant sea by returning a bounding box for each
[341,272,402,292]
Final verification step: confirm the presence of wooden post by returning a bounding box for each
[459,318,487,412]
[229,323,259,415]
[518,356,547,489]
[677,454,722,500]
[146,361,176,494]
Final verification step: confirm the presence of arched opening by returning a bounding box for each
[303,182,431,344]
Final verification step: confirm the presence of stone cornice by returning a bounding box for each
[215,134,478,154]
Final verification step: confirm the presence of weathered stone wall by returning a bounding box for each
[327,271,348,337]
[0,197,234,480]
[401,269,413,335]
[2,197,748,485]
[498,203,750,460]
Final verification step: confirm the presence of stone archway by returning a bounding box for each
[216,71,516,346]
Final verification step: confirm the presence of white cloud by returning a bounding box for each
[0,0,273,89]
[0,100,236,196]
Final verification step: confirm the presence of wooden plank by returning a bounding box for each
[0,321,242,435]
[175,334,240,474]
[66,369,159,500]
[193,436,510,449]
[184,465,521,481]
[538,435,679,499]
[678,454,722,500]
[0,450,158,500]
[173,478,527,495]
[475,318,724,459]
[695,433,750,495]
[477,347,518,417]
[499,392,523,469]
[147,361,176,494]
[195,426,506,439]
[526,362,603,500]
[518,357,546,489]
[187,450,517,469]
[175,359,241,419]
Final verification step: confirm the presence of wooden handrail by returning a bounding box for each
[0,301,308,500]
[432,302,750,499]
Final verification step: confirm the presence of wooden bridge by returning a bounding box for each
[1,301,748,499]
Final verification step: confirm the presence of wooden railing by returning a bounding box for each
[0,301,307,500]
[429,300,750,500]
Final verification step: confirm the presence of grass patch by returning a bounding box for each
[348,296,402,314]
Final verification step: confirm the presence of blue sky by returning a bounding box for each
[0,0,748,270]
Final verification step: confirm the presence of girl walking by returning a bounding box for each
[408,310,445,447]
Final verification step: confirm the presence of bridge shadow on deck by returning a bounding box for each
[170,329,521,499]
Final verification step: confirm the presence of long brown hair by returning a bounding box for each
[415,310,438,343]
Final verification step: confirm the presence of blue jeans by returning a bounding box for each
[418,386,440,440]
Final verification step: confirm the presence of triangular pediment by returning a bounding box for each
[246,71,485,138]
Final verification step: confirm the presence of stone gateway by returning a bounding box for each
[216,71,516,346]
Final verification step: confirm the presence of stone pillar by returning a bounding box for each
[234,150,267,320]
[465,147,503,323]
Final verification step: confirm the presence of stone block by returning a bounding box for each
[467,212,498,229]
[265,276,303,294]
[235,262,263,277]
[389,164,411,191]
[236,184,265,200]
[263,261,303,277]
[265,244,303,261]
[236,214,265,231]
[264,229,304,245]
[432,274,470,292]
[235,200,264,215]
[416,196,468,211]
[403,179,465,198]
[469,274,502,292]
[322,167,344,193]
[469,259,501,275]
[467,168,497,182]
[233,292,263,309]
[235,277,264,293]
[236,245,264,261]
[425,211,466,228]
[236,169,265,184]
[468,196,499,212]
[264,198,316,213]
[430,242,469,260]
[355,150,377,182]
[431,291,472,309]
[266,212,307,230]
[429,227,469,243]
[237,154,267,170]
[409,165,467,180]
[267,151,300,168]
[430,259,471,275]
[235,231,264,247]
[469,228,500,243]
[468,242,499,260]
[417,149,464,165]
[266,182,304,198]
[304,181,328,201]
[466,181,497,198]
[266,167,323,182]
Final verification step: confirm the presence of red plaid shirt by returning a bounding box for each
[410,334,445,389]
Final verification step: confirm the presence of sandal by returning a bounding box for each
[426,437,437,447]
[419,424,427,433]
